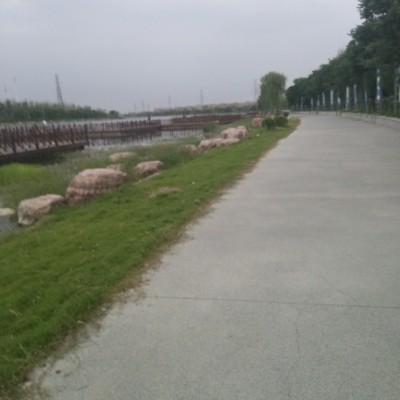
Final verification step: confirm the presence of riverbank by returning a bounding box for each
[0,128,203,214]
[0,118,299,399]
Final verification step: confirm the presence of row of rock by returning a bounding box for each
[198,125,248,151]
[9,125,248,226]
[16,160,166,226]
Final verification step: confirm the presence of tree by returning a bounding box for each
[257,72,287,115]
[353,0,400,66]
[285,0,400,114]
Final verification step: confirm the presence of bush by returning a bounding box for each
[262,117,276,130]
[274,115,288,127]
[133,143,196,169]
[202,122,217,138]
[202,122,216,133]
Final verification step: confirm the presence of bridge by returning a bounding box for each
[0,124,89,163]
[0,114,243,163]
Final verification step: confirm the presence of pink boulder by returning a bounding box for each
[180,144,199,154]
[215,138,240,147]
[65,168,127,205]
[220,126,248,140]
[198,139,218,151]
[252,117,262,128]
[18,194,64,226]
[133,160,165,178]
[108,152,136,163]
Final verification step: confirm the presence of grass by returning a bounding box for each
[0,152,110,209]
[0,141,201,209]
[0,118,300,398]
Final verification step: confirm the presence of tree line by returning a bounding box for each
[286,0,400,115]
[138,102,257,118]
[0,101,120,123]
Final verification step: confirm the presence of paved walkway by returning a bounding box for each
[31,115,400,399]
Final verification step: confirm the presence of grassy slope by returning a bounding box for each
[0,119,300,398]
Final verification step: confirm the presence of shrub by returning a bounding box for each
[202,122,217,138]
[262,117,276,130]
[133,143,196,169]
[274,115,288,127]
[202,122,216,133]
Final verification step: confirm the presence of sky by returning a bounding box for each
[0,0,362,113]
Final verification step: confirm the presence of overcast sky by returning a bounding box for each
[1,0,362,113]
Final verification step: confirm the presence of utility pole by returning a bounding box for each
[394,66,400,115]
[13,77,18,102]
[200,89,203,107]
[55,74,64,106]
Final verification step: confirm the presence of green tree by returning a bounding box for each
[286,0,400,114]
[109,110,120,118]
[352,0,400,67]
[257,72,287,115]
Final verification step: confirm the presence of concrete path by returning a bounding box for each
[31,115,400,399]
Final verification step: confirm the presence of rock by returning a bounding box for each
[237,125,248,135]
[18,194,64,226]
[220,126,248,140]
[65,168,127,205]
[215,138,240,147]
[133,161,164,178]
[252,117,263,128]
[198,139,218,151]
[198,137,240,151]
[108,152,136,163]
[0,208,16,217]
[180,144,198,154]
[107,163,123,171]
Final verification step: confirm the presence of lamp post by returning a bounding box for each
[376,67,382,113]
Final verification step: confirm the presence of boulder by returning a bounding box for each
[220,126,248,140]
[18,194,64,226]
[198,139,219,151]
[65,168,127,205]
[107,163,123,171]
[0,208,15,217]
[237,125,248,135]
[215,138,240,147]
[108,152,136,163]
[133,160,164,178]
[180,144,198,154]
[198,137,241,151]
[252,117,263,128]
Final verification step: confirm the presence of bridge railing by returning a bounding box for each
[161,114,243,126]
[84,120,162,133]
[0,114,245,161]
[0,124,89,157]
